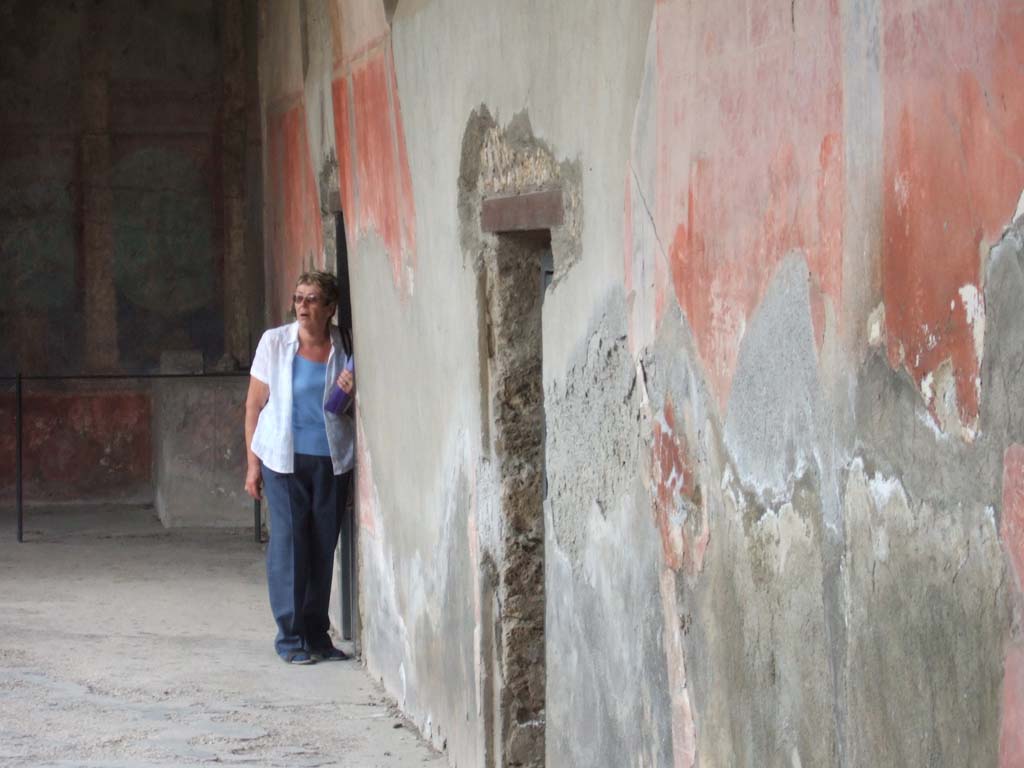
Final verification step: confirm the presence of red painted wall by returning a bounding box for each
[266,103,324,324]
[651,399,708,576]
[640,0,1024,430]
[332,42,416,295]
[353,54,403,275]
[653,0,844,406]
[882,0,1024,436]
[332,77,357,232]
[637,3,1024,760]
[0,389,151,502]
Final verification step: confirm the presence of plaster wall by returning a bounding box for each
[257,0,1024,765]
[153,377,251,528]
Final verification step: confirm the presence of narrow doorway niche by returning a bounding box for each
[486,227,550,767]
[333,208,356,645]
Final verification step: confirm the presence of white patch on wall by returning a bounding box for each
[636,359,650,410]
[916,408,946,441]
[1014,188,1024,223]
[917,357,977,443]
[867,303,886,347]
[775,503,799,573]
[894,172,911,213]
[957,283,985,402]
[920,371,935,406]
[867,466,908,513]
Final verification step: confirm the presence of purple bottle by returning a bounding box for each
[325,356,354,414]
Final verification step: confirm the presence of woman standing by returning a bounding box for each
[244,270,355,665]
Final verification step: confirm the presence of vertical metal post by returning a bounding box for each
[254,497,261,543]
[15,373,23,543]
[340,480,353,640]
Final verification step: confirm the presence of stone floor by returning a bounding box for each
[0,504,445,768]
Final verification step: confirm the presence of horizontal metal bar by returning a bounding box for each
[16,372,23,543]
[0,371,250,383]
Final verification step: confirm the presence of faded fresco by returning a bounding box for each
[1,0,256,504]
[254,0,1024,766]
[265,103,324,324]
[330,0,416,297]
[619,0,1024,765]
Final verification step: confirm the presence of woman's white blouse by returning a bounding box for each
[249,322,355,475]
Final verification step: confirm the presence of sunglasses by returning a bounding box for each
[293,293,331,307]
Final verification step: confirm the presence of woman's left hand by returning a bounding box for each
[337,368,354,394]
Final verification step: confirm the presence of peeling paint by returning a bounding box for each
[958,283,986,375]
[638,0,845,406]
[921,371,934,406]
[252,1,1024,764]
[868,303,884,348]
[651,399,708,576]
[881,0,1024,435]
[863,462,908,517]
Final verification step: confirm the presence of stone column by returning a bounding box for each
[221,0,250,367]
[81,9,118,372]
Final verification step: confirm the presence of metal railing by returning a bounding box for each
[4,368,358,643]
[3,370,259,544]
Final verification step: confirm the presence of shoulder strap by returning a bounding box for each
[341,326,353,357]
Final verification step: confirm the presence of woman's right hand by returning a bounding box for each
[245,463,263,500]
[337,367,354,394]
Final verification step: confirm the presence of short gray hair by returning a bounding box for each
[294,270,339,307]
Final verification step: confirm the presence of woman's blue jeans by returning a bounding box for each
[261,455,352,658]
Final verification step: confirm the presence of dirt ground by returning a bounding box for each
[0,504,445,768]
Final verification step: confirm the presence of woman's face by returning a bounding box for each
[293,282,336,333]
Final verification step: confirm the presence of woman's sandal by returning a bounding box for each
[282,650,316,665]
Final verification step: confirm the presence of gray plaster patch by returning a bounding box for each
[855,350,1001,511]
[545,292,638,569]
[842,461,1007,766]
[681,472,837,767]
[545,481,673,768]
[856,222,1024,516]
[982,222,1024,455]
[724,254,826,509]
